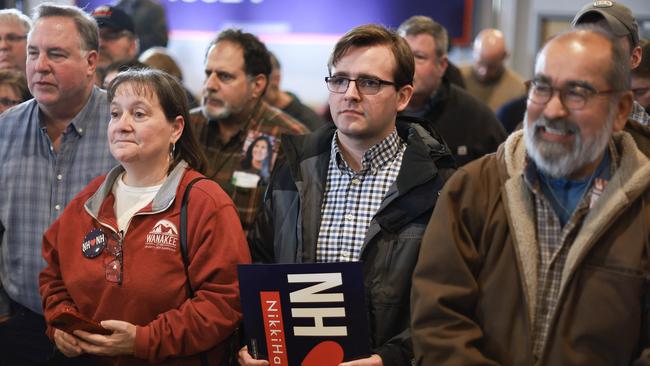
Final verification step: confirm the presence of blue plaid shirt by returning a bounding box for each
[316,129,405,262]
[0,87,116,314]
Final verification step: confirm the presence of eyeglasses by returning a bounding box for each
[633,86,650,97]
[0,34,26,44]
[103,231,123,285]
[525,79,621,111]
[0,98,21,108]
[325,76,395,95]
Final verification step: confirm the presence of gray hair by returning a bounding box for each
[542,26,630,92]
[0,9,31,34]
[31,3,98,52]
[398,15,449,58]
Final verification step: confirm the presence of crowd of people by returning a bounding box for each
[0,0,648,365]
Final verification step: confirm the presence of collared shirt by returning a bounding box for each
[316,129,405,262]
[524,143,617,361]
[190,101,308,231]
[0,87,116,314]
[630,100,650,126]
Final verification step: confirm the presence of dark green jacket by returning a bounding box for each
[248,118,455,366]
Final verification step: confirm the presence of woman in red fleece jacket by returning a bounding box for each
[39,69,251,365]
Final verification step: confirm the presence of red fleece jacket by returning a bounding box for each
[40,166,251,365]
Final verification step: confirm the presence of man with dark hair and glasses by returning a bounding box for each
[0,9,31,75]
[411,28,650,365]
[241,24,454,366]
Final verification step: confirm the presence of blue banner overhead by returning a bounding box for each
[77,0,473,44]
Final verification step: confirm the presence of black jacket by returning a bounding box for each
[248,118,455,366]
[402,79,506,166]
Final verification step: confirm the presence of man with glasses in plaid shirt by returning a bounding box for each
[241,24,454,366]
[411,28,650,365]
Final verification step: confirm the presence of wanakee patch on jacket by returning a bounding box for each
[145,219,179,252]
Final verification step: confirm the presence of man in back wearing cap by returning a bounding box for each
[91,5,138,75]
[632,40,650,111]
[573,0,649,126]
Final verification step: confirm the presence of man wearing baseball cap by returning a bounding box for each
[572,0,649,126]
[91,5,138,71]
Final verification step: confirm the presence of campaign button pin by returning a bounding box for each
[81,228,106,258]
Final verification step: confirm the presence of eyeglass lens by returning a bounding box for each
[0,34,26,43]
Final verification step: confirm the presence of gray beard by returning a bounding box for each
[523,109,614,178]
[201,104,231,121]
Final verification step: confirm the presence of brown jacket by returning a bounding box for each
[626,119,650,158]
[411,130,650,365]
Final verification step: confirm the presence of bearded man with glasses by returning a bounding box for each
[240,24,455,366]
[411,28,650,365]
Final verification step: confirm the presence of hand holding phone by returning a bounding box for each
[50,306,112,335]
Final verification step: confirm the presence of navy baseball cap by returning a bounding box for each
[91,5,135,33]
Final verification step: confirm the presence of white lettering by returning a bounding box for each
[288,273,344,303]
[291,307,347,336]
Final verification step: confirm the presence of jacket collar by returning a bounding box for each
[281,118,453,252]
[500,129,650,325]
[84,161,188,218]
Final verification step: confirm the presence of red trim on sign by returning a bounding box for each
[260,291,289,366]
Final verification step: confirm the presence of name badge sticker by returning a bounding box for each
[81,228,106,258]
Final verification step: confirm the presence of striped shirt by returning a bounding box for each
[316,129,405,262]
[0,87,116,314]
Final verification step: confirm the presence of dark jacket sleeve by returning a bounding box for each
[376,327,413,366]
[247,160,287,263]
[410,163,500,366]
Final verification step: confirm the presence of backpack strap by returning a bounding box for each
[179,176,209,366]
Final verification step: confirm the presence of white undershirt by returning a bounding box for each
[112,172,163,232]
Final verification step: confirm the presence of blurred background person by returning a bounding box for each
[398,15,505,166]
[0,9,30,75]
[572,1,648,126]
[92,5,138,73]
[115,0,168,54]
[632,39,650,111]
[0,68,29,113]
[263,52,324,131]
[0,4,116,364]
[40,69,250,365]
[190,29,307,232]
[101,59,148,89]
[139,46,199,109]
[495,95,527,134]
[461,28,526,112]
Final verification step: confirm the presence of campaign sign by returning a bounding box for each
[238,262,370,366]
